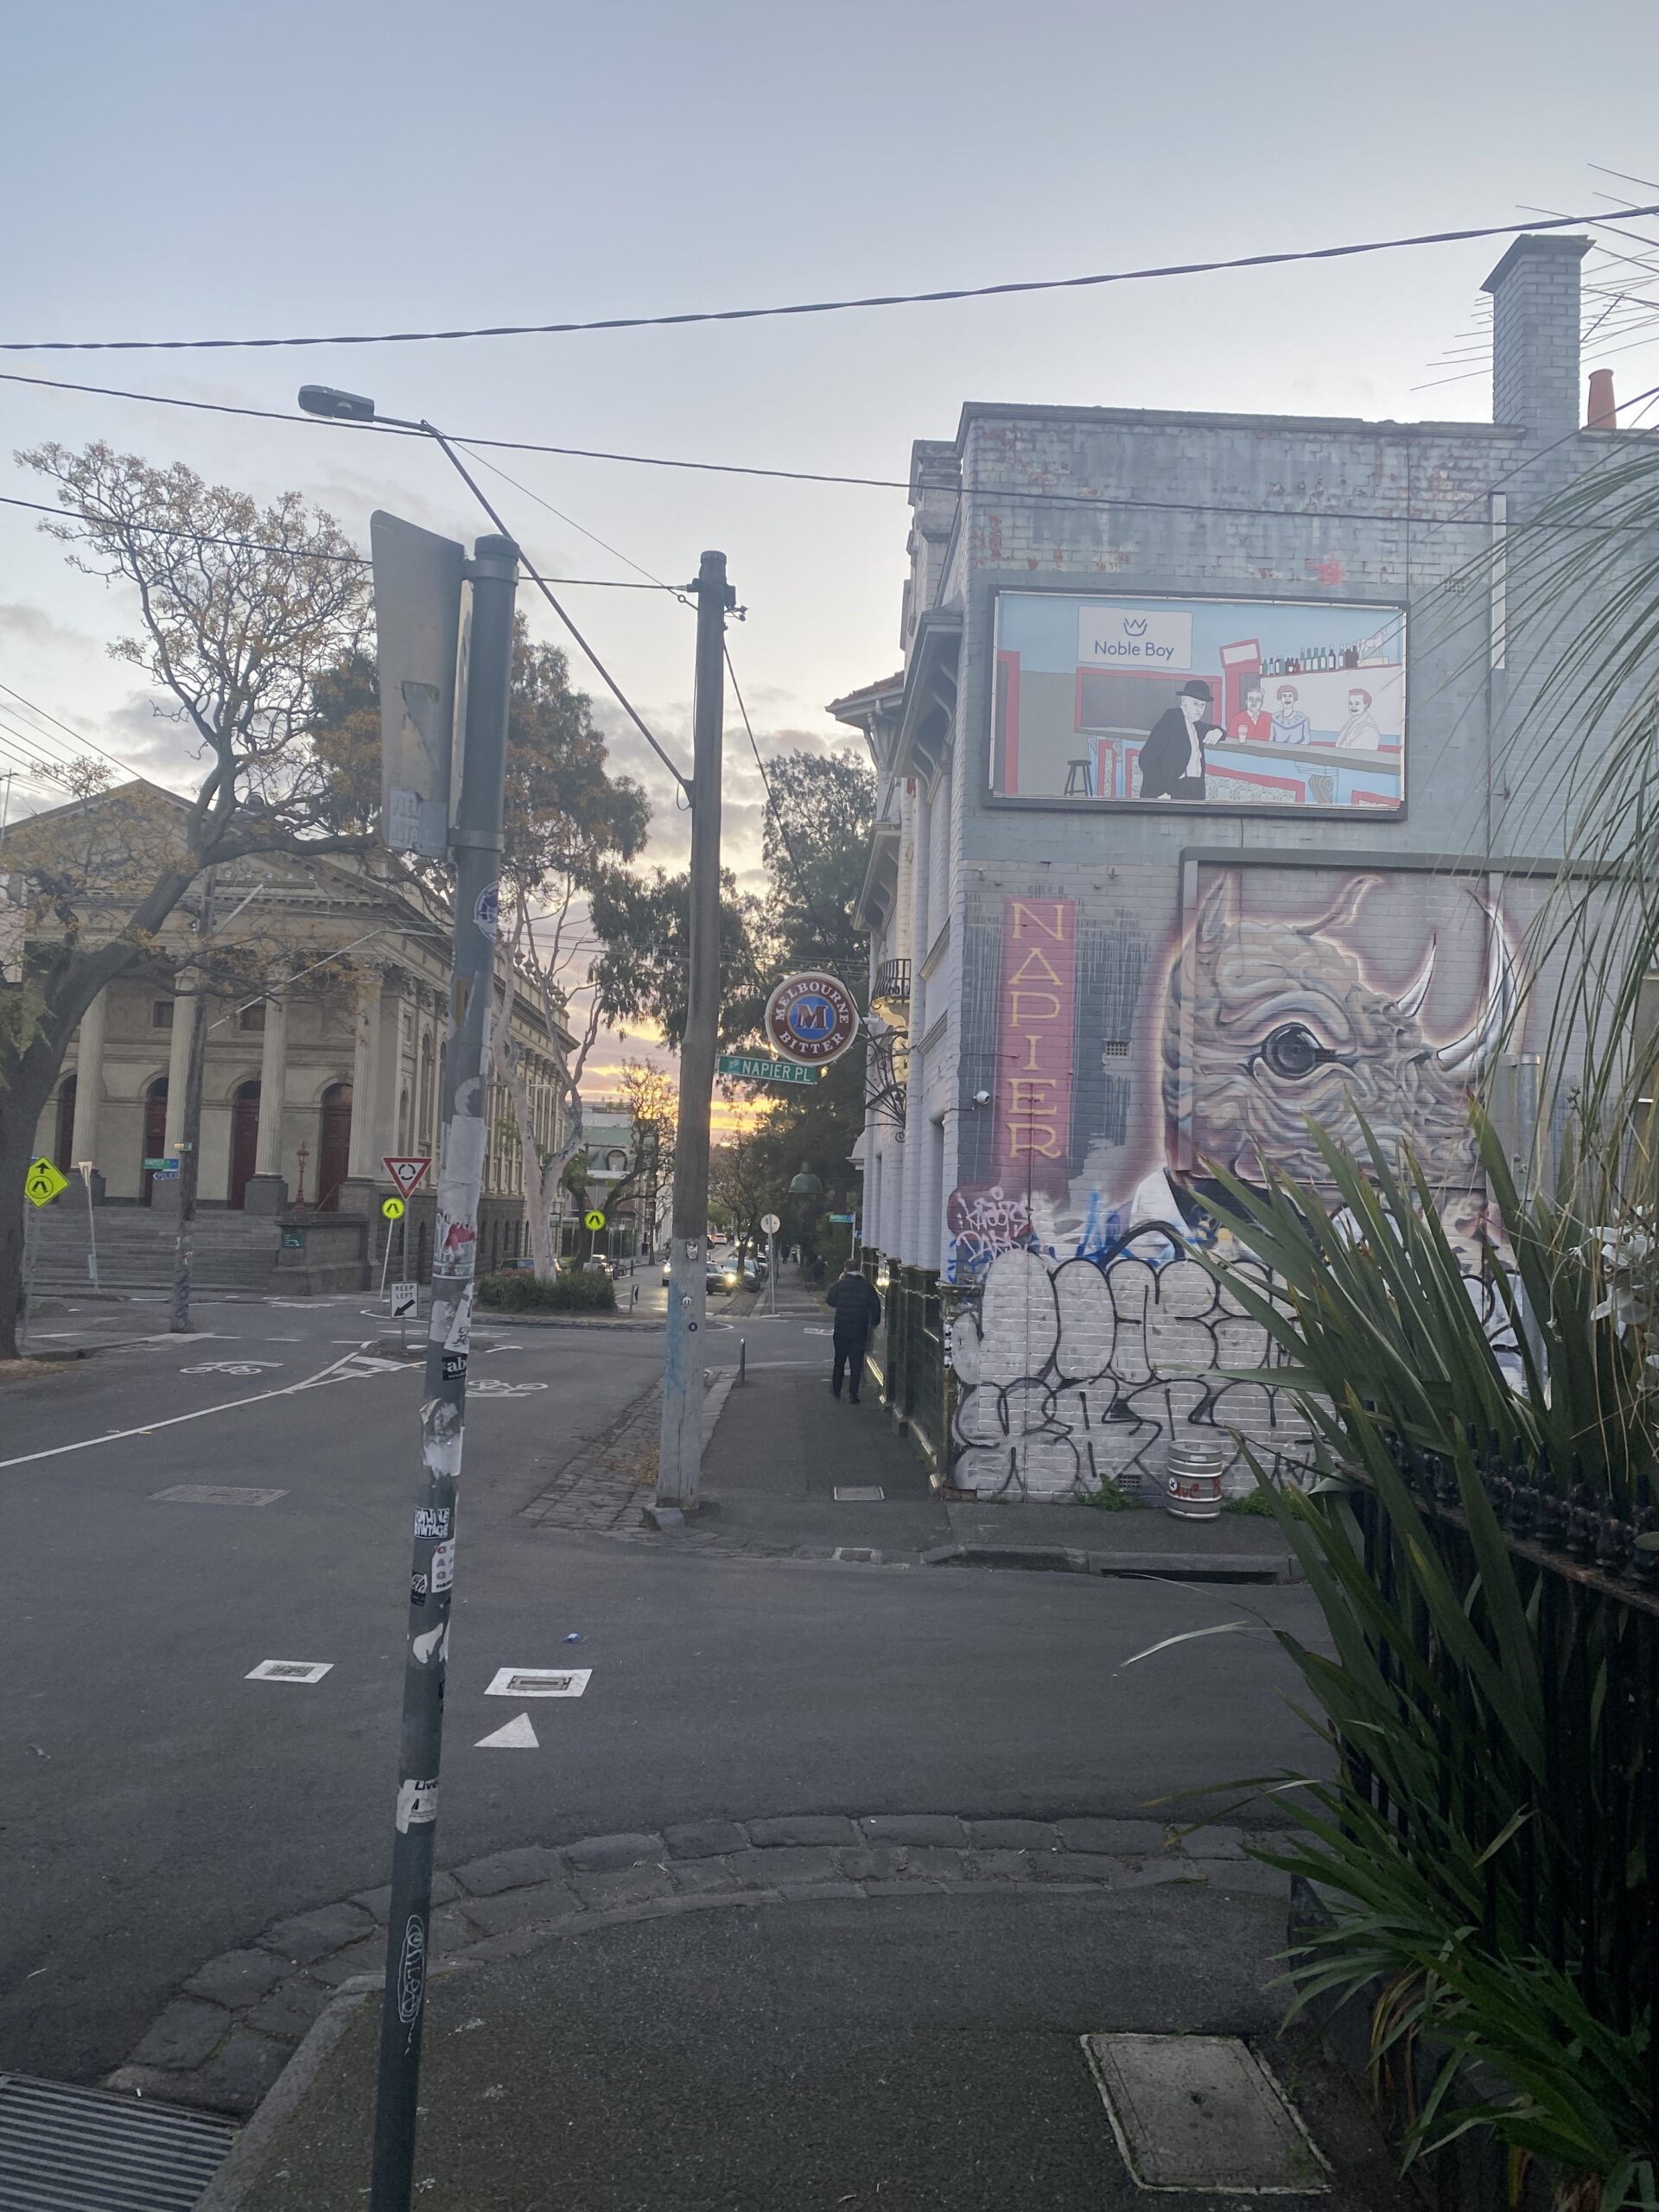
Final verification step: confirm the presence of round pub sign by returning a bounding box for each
[764,972,860,1065]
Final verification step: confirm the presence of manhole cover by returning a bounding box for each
[151,1484,287,1507]
[485,1667,591,1698]
[834,1486,886,1503]
[0,2073,235,2210]
[246,1659,334,1684]
[1082,2033,1329,2194]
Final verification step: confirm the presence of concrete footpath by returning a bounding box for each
[189,1821,1411,2211]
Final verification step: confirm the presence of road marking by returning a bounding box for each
[485,1667,590,1699]
[246,1660,334,1684]
[0,1344,387,1471]
[467,1377,549,1398]
[181,1360,283,1377]
[474,1713,539,1749]
[151,1484,288,1507]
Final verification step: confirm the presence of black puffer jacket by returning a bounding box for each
[824,1273,882,1341]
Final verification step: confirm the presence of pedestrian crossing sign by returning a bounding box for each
[25,1156,68,1207]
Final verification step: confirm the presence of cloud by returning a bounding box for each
[0,602,93,651]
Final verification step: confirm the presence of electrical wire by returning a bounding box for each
[410,421,692,795]
[723,642,847,962]
[3,204,1649,354]
[0,491,674,585]
[0,677,153,782]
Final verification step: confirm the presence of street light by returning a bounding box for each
[787,1163,822,1196]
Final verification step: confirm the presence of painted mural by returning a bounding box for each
[945,870,1532,1500]
[991,590,1407,812]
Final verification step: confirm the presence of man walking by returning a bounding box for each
[825,1259,882,1404]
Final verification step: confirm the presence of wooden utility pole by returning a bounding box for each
[657,551,733,1511]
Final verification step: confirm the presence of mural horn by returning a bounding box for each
[1389,940,1438,1020]
[1435,900,1518,1080]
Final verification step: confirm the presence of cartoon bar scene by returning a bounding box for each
[991,590,1405,811]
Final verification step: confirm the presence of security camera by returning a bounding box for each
[971,1089,991,1106]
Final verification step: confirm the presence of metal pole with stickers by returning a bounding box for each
[365,512,518,2212]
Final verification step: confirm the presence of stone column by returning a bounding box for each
[244,995,289,1215]
[69,988,106,1194]
[338,979,383,1216]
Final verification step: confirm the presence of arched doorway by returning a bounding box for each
[141,1077,168,1205]
[54,1076,76,1173]
[317,1082,353,1212]
[228,1079,261,1211]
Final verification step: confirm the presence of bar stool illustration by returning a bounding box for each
[1064,757,1095,798]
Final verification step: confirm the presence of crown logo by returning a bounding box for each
[1122,618,1147,636]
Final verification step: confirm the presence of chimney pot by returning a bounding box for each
[1586,367,1618,429]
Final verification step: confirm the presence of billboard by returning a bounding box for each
[991,590,1406,814]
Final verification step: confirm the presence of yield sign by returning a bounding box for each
[382,1155,432,1199]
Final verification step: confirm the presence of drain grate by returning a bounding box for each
[1083,2033,1330,2194]
[834,1486,885,1503]
[0,2073,236,2210]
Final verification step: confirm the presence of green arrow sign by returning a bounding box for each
[717,1053,821,1086]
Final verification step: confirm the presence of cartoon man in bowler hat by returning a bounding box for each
[1138,679,1220,801]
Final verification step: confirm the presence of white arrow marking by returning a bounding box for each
[474,1712,539,1749]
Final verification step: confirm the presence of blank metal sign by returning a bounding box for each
[485,1667,591,1699]
[246,1661,334,1685]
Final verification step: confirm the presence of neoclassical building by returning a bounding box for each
[17,785,570,1274]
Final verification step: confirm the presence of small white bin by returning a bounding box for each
[1164,1436,1227,1520]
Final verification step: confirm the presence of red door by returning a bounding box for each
[317,1083,353,1211]
[141,1079,168,1205]
[228,1080,261,1210]
[54,1076,76,1173]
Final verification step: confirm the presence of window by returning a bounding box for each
[239,1002,266,1033]
[152,1000,174,1030]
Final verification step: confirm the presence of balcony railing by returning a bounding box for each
[873,958,911,1008]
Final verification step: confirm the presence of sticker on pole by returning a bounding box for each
[583,1210,606,1233]
[389,1281,419,1319]
[474,880,499,939]
[382,1196,405,1221]
[25,1157,68,1207]
[383,1156,432,1198]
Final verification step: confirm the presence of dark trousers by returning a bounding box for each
[831,1335,868,1401]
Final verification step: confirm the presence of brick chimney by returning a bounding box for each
[1586,367,1618,429]
[1481,232,1591,440]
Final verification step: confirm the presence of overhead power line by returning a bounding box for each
[3,204,1651,354]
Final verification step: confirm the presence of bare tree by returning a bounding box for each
[0,442,370,1357]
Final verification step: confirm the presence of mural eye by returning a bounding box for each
[1260,1022,1327,1080]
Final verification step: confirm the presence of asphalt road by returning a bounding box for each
[4,1287,1327,2091]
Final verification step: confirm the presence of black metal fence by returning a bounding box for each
[1356,1432,1659,2155]
[874,1263,948,1466]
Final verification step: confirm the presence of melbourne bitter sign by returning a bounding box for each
[763,972,860,1066]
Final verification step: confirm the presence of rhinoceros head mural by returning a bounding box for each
[1161,875,1518,1194]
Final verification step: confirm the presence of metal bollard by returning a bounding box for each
[738,1337,747,1386]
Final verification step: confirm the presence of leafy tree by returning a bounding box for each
[586,865,771,1049]
[760,750,874,983]
[0,442,370,1358]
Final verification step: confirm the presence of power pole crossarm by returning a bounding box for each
[657,551,733,1511]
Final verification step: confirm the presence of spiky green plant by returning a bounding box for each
[1176,1129,1658,2209]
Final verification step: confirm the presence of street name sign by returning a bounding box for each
[717,1053,821,1087]
[383,1155,433,1198]
[826,1212,855,1224]
[25,1157,67,1206]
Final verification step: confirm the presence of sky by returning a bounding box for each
[3,0,1657,1102]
